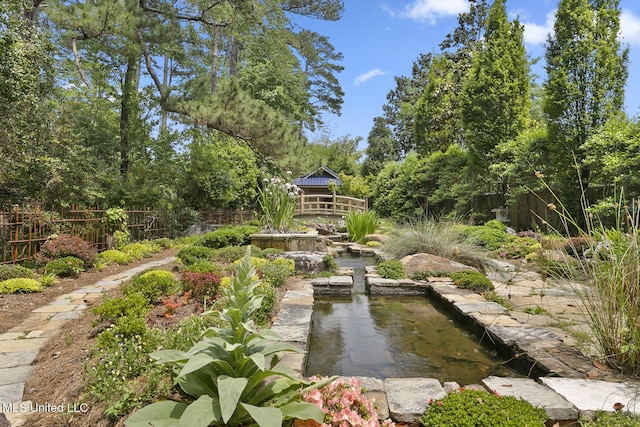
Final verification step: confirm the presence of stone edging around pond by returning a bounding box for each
[272,270,640,423]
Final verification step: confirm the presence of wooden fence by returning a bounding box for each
[0,205,170,264]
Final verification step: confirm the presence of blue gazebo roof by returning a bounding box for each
[294,166,341,187]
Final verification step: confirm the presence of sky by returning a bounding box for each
[293,0,640,148]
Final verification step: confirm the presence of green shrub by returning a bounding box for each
[580,411,640,426]
[262,258,295,287]
[484,219,508,231]
[462,226,510,251]
[176,245,217,265]
[410,271,450,280]
[323,254,338,273]
[346,211,380,243]
[450,270,494,293]
[153,237,174,249]
[92,292,151,324]
[253,282,277,326]
[421,389,546,427]
[0,278,42,293]
[35,234,97,266]
[97,249,134,265]
[123,270,180,303]
[377,260,405,279]
[0,264,35,281]
[261,248,285,257]
[366,240,382,247]
[43,256,84,277]
[39,272,56,286]
[494,236,542,259]
[121,241,161,260]
[184,259,224,274]
[200,225,259,249]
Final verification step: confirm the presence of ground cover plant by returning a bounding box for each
[449,270,494,293]
[421,389,547,426]
[376,260,405,279]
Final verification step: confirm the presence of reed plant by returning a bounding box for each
[345,210,380,243]
[536,174,640,376]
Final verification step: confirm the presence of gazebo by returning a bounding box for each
[293,166,341,195]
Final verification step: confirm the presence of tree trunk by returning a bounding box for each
[120,57,139,179]
[229,38,240,77]
[211,28,220,93]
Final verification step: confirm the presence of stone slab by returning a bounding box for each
[270,324,309,343]
[329,276,353,286]
[385,378,446,423]
[487,324,564,348]
[32,304,84,313]
[454,301,510,315]
[356,376,389,420]
[482,376,579,420]
[541,378,640,415]
[311,278,329,286]
[271,305,312,326]
[0,365,33,386]
[0,339,48,353]
[50,311,84,321]
[366,277,398,286]
[0,382,24,404]
[0,351,38,369]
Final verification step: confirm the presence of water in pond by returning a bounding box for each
[304,256,518,384]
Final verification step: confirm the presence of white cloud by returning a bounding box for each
[385,0,469,24]
[621,10,640,46]
[522,10,556,46]
[354,69,387,86]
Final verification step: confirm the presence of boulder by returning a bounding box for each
[400,253,477,275]
[281,251,327,273]
[364,233,389,243]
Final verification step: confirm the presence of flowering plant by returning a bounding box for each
[258,174,302,233]
[295,376,395,427]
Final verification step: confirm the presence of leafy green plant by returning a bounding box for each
[421,389,546,426]
[43,256,84,277]
[125,248,328,427]
[253,282,277,326]
[177,245,218,265]
[97,249,134,266]
[92,292,151,325]
[35,234,97,266]
[121,241,161,260]
[105,207,130,249]
[184,259,224,274]
[579,410,640,426]
[258,175,302,233]
[0,264,35,281]
[524,305,548,315]
[494,236,542,259]
[0,278,42,293]
[462,225,510,251]
[262,258,295,288]
[449,270,494,293]
[484,290,513,310]
[323,254,338,273]
[345,210,380,243]
[200,226,260,249]
[122,270,180,303]
[376,260,405,279]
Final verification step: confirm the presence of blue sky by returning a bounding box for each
[294,0,640,147]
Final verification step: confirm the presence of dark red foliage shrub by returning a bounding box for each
[181,272,221,300]
[35,235,97,267]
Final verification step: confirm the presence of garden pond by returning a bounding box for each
[304,256,519,385]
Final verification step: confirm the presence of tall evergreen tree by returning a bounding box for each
[543,0,628,208]
[460,0,530,170]
[361,116,400,176]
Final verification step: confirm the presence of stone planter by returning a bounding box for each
[250,231,323,252]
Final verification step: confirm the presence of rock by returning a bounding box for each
[0,413,10,427]
[400,253,477,275]
[364,233,389,243]
[182,222,216,237]
[281,252,326,273]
